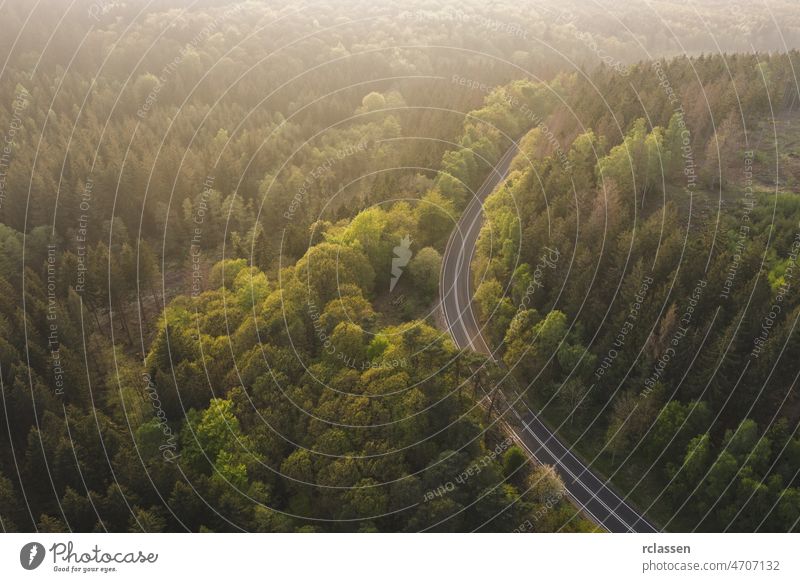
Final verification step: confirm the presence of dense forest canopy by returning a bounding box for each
[473,52,800,531]
[0,0,799,532]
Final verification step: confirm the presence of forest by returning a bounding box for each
[1,0,799,532]
[474,53,800,531]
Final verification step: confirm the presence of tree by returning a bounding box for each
[415,190,455,248]
[339,207,391,278]
[503,446,527,478]
[182,398,252,489]
[502,308,541,374]
[668,433,713,505]
[409,247,442,299]
[0,473,19,531]
[605,391,641,462]
[129,507,167,532]
[560,379,589,424]
[645,400,711,465]
[526,464,566,505]
[295,242,375,304]
[361,91,386,112]
[475,279,516,347]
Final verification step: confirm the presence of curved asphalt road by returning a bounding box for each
[439,144,659,533]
